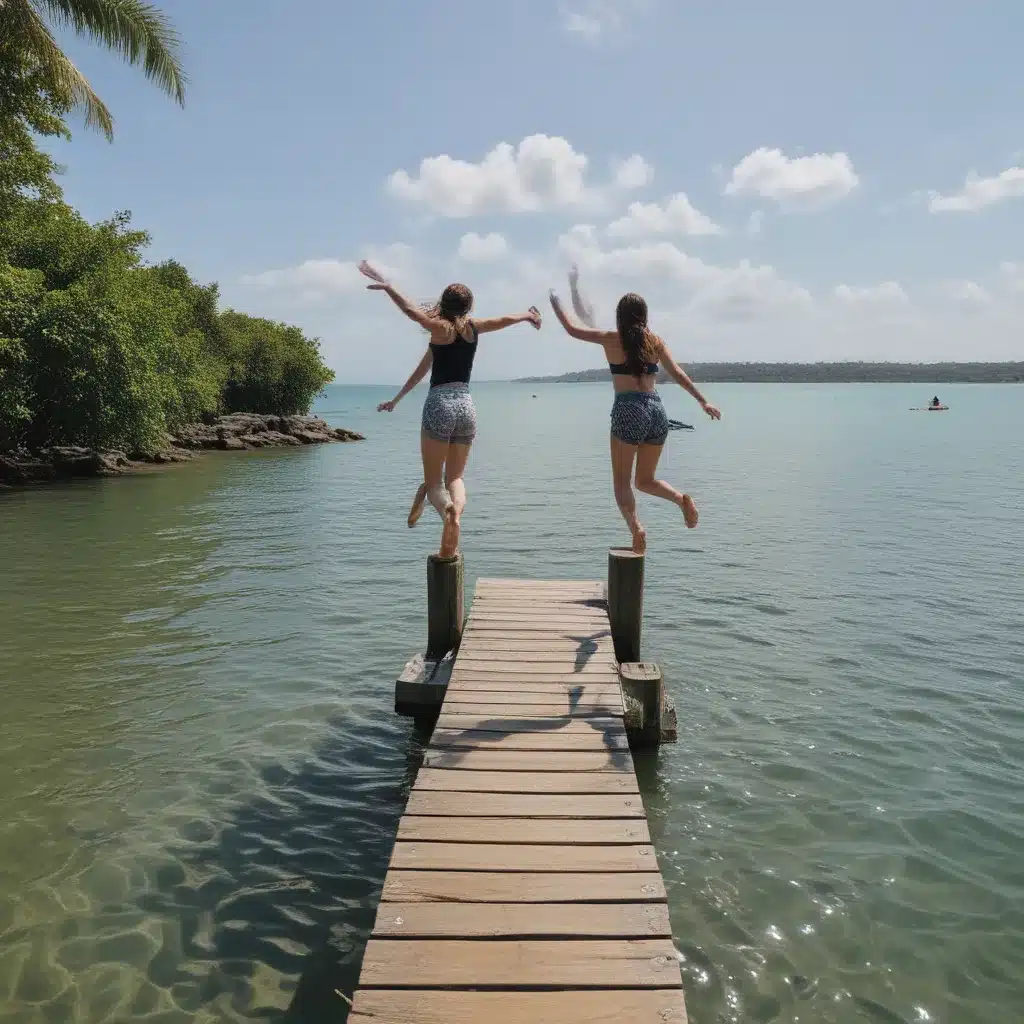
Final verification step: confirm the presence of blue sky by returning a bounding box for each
[48,0,1024,381]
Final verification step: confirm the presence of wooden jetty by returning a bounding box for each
[350,556,686,1023]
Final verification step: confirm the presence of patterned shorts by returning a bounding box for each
[421,383,477,445]
[610,391,669,446]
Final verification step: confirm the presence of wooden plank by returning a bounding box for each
[390,842,658,872]
[443,685,623,702]
[438,703,623,719]
[351,990,688,1024]
[405,792,645,817]
[397,816,651,844]
[420,750,635,773]
[434,714,623,734]
[429,727,629,751]
[467,615,610,626]
[357,938,682,988]
[413,769,638,792]
[372,901,670,938]
[381,871,666,904]
[453,658,619,672]
[445,681,623,697]
[450,672,622,686]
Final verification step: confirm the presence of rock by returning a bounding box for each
[1,411,362,489]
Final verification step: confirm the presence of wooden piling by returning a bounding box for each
[426,553,464,660]
[607,548,644,663]
[620,662,664,750]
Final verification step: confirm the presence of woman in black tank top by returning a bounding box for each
[360,260,541,557]
[550,266,721,554]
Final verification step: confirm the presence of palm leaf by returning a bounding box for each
[32,0,186,104]
[2,1,116,138]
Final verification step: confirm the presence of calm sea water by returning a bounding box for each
[0,382,1022,1024]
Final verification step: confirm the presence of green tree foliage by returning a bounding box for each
[1,205,335,453]
[219,312,336,417]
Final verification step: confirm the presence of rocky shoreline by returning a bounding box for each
[0,413,365,488]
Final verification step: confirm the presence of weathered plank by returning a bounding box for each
[358,938,682,988]
[420,750,634,773]
[350,990,688,1024]
[443,685,623,702]
[438,703,623,719]
[413,769,638,792]
[381,871,666,904]
[372,901,670,938]
[396,816,651,844]
[434,714,624,734]
[453,657,619,670]
[390,842,657,872]
[429,727,629,751]
[405,791,645,817]
[450,671,622,688]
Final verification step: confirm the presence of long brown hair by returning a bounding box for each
[615,292,658,378]
[422,283,473,337]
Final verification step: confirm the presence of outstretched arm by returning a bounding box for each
[360,260,438,330]
[657,339,721,420]
[378,347,433,412]
[474,307,542,334]
[548,291,615,344]
[568,264,596,327]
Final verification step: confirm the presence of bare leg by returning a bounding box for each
[420,432,455,554]
[610,436,646,553]
[407,482,427,527]
[442,440,473,556]
[635,442,699,528]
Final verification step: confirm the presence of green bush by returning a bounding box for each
[0,204,335,452]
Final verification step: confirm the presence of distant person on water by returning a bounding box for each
[931,396,942,408]
[550,266,721,554]
[360,260,541,557]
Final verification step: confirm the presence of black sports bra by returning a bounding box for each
[430,324,478,387]
[609,360,659,376]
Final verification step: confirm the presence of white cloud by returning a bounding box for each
[607,193,721,239]
[613,154,654,189]
[746,210,764,236]
[725,147,860,208]
[947,280,992,306]
[929,166,1024,212]
[557,228,810,322]
[388,134,647,218]
[239,259,362,296]
[560,0,644,41]
[834,282,909,308]
[458,232,509,262]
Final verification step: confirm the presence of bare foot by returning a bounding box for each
[681,494,699,529]
[631,524,647,555]
[439,504,460,557]
[407,483,427,527]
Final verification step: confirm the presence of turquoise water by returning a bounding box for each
[0,382,1022,1023]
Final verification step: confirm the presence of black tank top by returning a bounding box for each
[609,359,659,375]
[430,324,478,387]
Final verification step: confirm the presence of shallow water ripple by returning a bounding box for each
[1,383,1022,1023]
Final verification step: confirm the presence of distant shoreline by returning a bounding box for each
[514,362,1024,385]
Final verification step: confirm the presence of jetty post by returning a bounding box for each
[607,548,676,750]
[394,554,463,718]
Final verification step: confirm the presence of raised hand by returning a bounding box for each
[359,260,388,288]
[527,305,542,329]
[702,402,722,421]
[377,399,397,412]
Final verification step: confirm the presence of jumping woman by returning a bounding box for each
[551,267,721,554]
[360,260,541,556]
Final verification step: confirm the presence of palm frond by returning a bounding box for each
[32,0,186,104]
[4,1,115,138]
